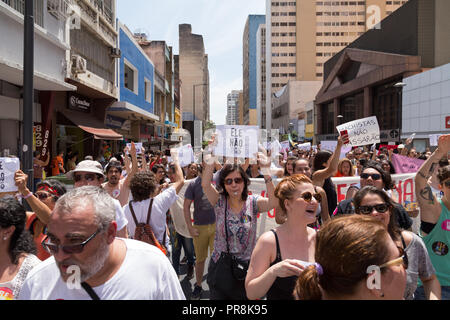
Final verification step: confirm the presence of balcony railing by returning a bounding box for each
[1,0,44,27]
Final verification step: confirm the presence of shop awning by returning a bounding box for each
[58,108,123,141]
[79,125,123,140]
[107,102,160,122]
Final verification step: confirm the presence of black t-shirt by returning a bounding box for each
[335,199,413,230]
[323,177,338,217]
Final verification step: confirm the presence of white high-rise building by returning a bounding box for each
[226,90,241,125]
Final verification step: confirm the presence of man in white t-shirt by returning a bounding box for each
[18,186,185,300]
[66,160,128,238]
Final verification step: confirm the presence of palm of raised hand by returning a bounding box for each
[438,134,450,153]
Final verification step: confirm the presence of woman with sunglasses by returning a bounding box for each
[336,161,413,231]
[202,152,277,300]
[0,197,40,300]
[353,186,440,300]
[414,134,450,300]
[14,170,66,260]
[295,214,407,300]
[245,174,320,300]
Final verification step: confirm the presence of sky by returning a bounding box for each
[117,0,266,125]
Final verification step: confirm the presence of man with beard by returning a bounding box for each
[102,143,138,207]
[18,186,185,300]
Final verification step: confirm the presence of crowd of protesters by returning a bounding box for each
[0,133,449,301]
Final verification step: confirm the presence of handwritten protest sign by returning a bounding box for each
[297,142,312,151]
[214,125,259,159]
[177,144,195,168]
[391,153,425,174]
[320,141,337,152]
[0,158,20,193]
[429,134,442,147]
[336,116,380,147]
[126,142,143,154]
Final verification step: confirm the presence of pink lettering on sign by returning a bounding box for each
[442,220,450,232]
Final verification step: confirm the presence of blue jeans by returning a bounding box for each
[414,285,450,300]
[171,232,195,275]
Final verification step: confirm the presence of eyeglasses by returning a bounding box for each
[299,191,322,203]
[379,246,409,270]
[74,173,97,183]
[356,203,390,214]
[41,229,101,255]
[34,192,51,200]
[224,177,244,185]
[361,173,382,180]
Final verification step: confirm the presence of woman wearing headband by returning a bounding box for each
[295,214,407,300]
[14,171,66,260]
[245,174,320,300]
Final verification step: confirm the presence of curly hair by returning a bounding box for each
[130,171,157,201]
[218,164,250,201]
[0,197,36,264]
[437,164,450,184]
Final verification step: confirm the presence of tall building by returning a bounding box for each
[256,23,267,128]
[226,90,241,125]
[266,0,410,130]
[243,15,265,125]
[179,24,210,147]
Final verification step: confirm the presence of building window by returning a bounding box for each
[124,60,138,94]
[144,78,152,103]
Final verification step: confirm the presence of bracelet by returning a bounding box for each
[264,177,272,183]
[22,192,33,199]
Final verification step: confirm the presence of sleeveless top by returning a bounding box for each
[421,199,450,286]
[266,229,297,300]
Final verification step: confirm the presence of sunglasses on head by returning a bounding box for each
[361,173,382,180]
[74,173,97,183]
[34,192,51,201]
[357,203,390,214]
[299,191,322,203]
[379,246,409,270]
[41,229,101,255]
[224,177,244,185]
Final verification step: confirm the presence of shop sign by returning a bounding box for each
[68,94,91,113]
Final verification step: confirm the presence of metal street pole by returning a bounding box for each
[23,0,34,192]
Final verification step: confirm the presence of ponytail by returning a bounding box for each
[295,265,322,300]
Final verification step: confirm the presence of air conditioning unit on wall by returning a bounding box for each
[71,55,87,74]
[47,0,70,20]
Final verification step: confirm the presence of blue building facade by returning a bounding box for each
[244,15,265,125]
[107,22,159,142]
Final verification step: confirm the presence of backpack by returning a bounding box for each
[128,199,167,255]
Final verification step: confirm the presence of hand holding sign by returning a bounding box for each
[438,134,450,154]
[14,170,29,194]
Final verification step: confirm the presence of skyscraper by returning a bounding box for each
[226,90,242,125]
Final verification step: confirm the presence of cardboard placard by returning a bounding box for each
[214,125,259,159]
[0,158,20,193]
[336,116,380,147]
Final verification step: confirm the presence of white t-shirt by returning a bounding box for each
[18,239,185,300]
[113,198,128,232]
[123,186,177,243]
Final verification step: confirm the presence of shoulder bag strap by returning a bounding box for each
[146,198,154,225]
[224,197,230,254]
[128,201,139,226]
[81,282,100,300]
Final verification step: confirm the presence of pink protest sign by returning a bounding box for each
[391,153,425,174]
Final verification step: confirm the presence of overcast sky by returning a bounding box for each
[117,0,266,125]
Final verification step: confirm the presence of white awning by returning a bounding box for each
[107,101,160,122]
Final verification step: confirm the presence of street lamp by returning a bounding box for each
[393,82,407,140]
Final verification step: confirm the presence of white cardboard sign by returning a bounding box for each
[214,125,259,159]
[336,116,380,147]
[297,142,312,151]
[177,144,195,168]
[320,140,338,152]
[126,142,143,154]
[429,134,442,147]
[0,157,20,193]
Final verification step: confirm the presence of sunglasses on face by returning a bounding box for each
[34,192,51,200]
[224,177,244,185]
[41,229,101,255]
[361,173,382,180]
[299,191,322,203]
[379,246,409,270]
[356,203,390,214]
[74,173,97,183]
